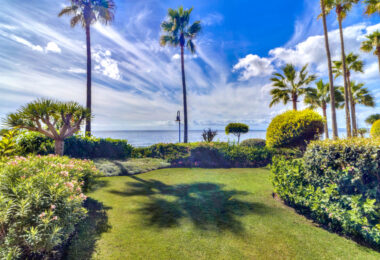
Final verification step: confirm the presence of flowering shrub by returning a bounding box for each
[271,138,380,248]
[0,155,99,259]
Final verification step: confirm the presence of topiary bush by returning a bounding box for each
[266,109,324,149]
[371,119,380,138]
[271,138,380,249]
[225,123,249,143]
[17,131,133,159]
[240,138,266,148]
[0,155,99,259]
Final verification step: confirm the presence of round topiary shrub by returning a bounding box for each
[240,138,266,148]
[266,109,324,149]
[371,119,380,138]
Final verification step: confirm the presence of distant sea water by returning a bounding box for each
[93,130,348,147]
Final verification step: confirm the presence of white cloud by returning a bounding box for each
[202,13,224,26]
[45,41,61,53]
[93,49,121,80]
[68,67,86,74]
[233,54,274,80]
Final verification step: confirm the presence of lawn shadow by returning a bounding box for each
[63,198,112,260]
[109,175,269,234]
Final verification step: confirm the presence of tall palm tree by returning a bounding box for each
[333,52,364,136]
[361,30,380,74]
[270,64,316,111]
[339,82,375,127]
[320,0,339,139]
[364,0,380,15]
[325,0,359,138]
[59,0,115,136]
[160,6,201,143]
[304,80,344,139]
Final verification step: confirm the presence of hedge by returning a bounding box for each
[266,109,324,149]
[371,120,380,138]
[17,132,133,159]
[271,138,380,248]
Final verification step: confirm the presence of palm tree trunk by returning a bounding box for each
[377,51,380,74]
[322,103,329,139]
[321,0,338,140]
[55,139,64,156]
[292,94,297,111]
[346,74,357,136]
[180,45,188,143]
[85,24,92,137]
[337,13,352,138]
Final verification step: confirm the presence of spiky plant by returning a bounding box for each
[5,99,91,155]
[361,30,380,74]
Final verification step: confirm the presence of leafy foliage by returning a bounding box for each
[16,131,133,159]
[266,110,324,149]
[366,114,380,125]
[202,128,218,142]
[0,155,99,259]
[0,129,19,158]
[225,123,249,143]
[240,138,266,148]
[271,138,380,248]
[371,120,380,138]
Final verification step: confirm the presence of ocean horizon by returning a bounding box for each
[93,129,349,147]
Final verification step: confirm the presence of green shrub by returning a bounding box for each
[0,155,99,259]
[266,109,324,149]
[240,138,266,148]
[225,123,249,143]
[271,138,380,249]
[0,129,19,158]
[371,120,380,138]
[17,132,133,159]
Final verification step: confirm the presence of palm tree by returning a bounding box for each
[333,52,364,136]
[304,80,344,139]
[339,82,375,129]
[361,30,380,74]
[270,64,316,111]
[364,0,380,15]
[320,0,339,139]
[59,0,115,136]
[325,0,359,138]
[160,6,201,143]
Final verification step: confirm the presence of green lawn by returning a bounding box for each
[66,168,380,259]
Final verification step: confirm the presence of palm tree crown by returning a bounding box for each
[58,0,115,28]
[160,7,201,52]
[364,0,380,15]
[346,82,375,108]
[332,52,364,77]
[270,64,316,111]
[361,30,380,73]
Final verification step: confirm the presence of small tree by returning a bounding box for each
[225,123,249,144]
[5,99,90,155]
[202,128,217,142]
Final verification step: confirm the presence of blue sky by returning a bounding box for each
[0,0,379,131]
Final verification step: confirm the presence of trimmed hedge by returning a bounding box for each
[271,138,380,248]
[240,138,266,148]
[17,132,133,159]
[266,109,324,149]
[133,142,272,168]
[371,120,380,138]
[0,155,99,259]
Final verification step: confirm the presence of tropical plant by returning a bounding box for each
[304,80,344,139]
[325,0,360,138]
[361,30,380,74]
[320,0,339,140]
[225,123,249,144]
[333,52,364,136]
[270,64,316,111]
[364,0,380,15]
[202,128,218,142]
[0,128,19,158]
[59,0,115,136]
[366,114,380,125]
[5,99,91,156]
[266,110,324,149]
[160,6,201,143]
[357,128,368,137]
[338,82,375,131]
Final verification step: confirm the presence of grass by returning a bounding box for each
[66,168,380,259]
[94,158,170,176]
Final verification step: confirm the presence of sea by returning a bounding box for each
[92,130,349,147]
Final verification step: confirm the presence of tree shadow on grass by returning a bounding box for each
[63,198,112,260]
[109,175,269,234]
